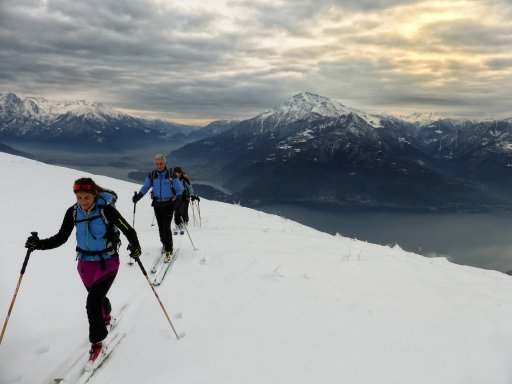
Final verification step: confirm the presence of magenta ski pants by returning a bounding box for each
[77,256,120,343]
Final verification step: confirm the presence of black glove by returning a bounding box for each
[25,234,43,250]
[127,243,142,258]
[132,192,142,204]
[191,195,200,202]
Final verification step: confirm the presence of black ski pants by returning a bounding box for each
[154,202,174,252]
[175,198,190,225]
[86,271,117,343]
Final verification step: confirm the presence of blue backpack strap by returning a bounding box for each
[150,169,176,197]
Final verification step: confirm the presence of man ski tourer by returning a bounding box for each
[24,177,141,369]
[132,154,183,262]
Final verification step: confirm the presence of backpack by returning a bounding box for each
[73,188,121,267]
[182,177,191,200]
[149,169,176,196]
[97,189,118,207]
[150,169,172,184]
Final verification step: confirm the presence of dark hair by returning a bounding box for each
[73,177,105,195]
[173,166,183,174]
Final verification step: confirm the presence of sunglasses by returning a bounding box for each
[73,184,94,192]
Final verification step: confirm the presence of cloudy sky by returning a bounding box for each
[1,0,511,124]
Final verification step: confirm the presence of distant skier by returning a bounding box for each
[132,154,183,262]
[173,166,196,228]
[24,177,141,367]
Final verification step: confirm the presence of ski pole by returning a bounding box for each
[1,231,37,345]
[127,193,138,266]
[196,200,202,227]
[191,202,197,226]
[132,191,138,228]
[151,213,156,227]
[183,223,197,250]
[135,258,180,340]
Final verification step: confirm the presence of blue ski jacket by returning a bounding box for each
[138,168,183,203]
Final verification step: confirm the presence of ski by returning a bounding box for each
[54,333,126,384]
[51,342,90,384]
[150,249,165,274]
[173,226,185,235]
[107,303,129,331]
[152,248,179,286]
[55,332,126,384]
[81,332,127,383]
[52,305,129,383]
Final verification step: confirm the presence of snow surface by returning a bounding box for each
[1,153,512,384]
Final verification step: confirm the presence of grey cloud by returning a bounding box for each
[229,0,421,20]
[307,57,512,118]
[1,0,511,122]
[327,0,422,11]
[417,21,512,53]
[109,68,301,120]
[0,0,243,93]
[486,57,512,71]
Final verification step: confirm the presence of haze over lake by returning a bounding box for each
[255,202,512,274]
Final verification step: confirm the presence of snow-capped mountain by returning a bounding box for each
[0,93,124,127]
[4,90,512,210]
[253,92,382,130]
[170,92,512,210]
[395,112,469,126]
[0,93,196,148]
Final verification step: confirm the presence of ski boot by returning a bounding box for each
[85,341,103,371]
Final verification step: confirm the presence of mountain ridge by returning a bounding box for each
[0,92,199,148]
[168,92,512,210]
[3,90,512,210]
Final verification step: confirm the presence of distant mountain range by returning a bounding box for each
[3,90,512,211]
[169,92,512,211]
[0,92,199,149]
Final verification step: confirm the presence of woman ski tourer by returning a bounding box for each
[25,177,142,368]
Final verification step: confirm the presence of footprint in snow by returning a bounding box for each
[34,345,50,355]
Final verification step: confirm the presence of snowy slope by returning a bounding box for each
[1,153,512,384]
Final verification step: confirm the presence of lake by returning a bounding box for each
[255,202,512,273]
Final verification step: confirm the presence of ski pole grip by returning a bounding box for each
[21,231,38,274]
